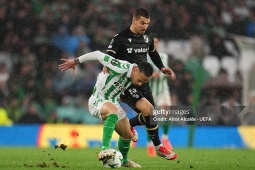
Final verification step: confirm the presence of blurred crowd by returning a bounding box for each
[0,0,255,125]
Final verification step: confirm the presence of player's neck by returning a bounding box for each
[129,25,139,35]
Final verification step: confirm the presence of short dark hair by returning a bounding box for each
[133,8,150,19]
[137,62,153,77]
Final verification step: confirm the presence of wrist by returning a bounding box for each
[74,58,80,65]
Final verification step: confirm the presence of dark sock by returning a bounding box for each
[145,116,161,146]
[129,113,145,127]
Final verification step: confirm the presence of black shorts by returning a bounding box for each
[120,83,155,112]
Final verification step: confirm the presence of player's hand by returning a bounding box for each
[59,58,76,74]
[161,67,174,77]
[102,66,109,74]
[170,71,176,80]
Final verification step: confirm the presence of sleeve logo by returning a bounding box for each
[111,59,119,66]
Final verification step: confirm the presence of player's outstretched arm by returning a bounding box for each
[59,50,120,73]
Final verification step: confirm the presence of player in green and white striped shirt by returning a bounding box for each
[147,37,176,156]
[59,50,153,168]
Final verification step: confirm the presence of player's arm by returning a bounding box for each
[148,49,164,70]
[59,51,107,72]
[148,50,174,77]
[59,50,129,73]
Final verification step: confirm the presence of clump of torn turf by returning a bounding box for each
[52,162,59,167]
[23,143,69,168]
[24,163,33,167]
[54,143,67,150]
[59,144,67,150]
[36,162,49,168]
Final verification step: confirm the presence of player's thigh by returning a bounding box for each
[142,84,155,107]
[122,84,154,110]
[121,85,144,111]
[100,102,120,120]
[115,116,133,139]
[88,96,119,120]
[135,97,154,116]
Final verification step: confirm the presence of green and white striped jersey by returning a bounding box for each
[78,51,134,103]
[147,52,169,97]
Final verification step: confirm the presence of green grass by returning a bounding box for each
[0,147,254,170]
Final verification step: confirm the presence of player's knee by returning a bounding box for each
[120,132,133,140]
[141,104,154,116]
[101,108,119,120]
[102,111,119,120]
[107,106,120,115]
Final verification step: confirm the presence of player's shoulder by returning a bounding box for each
[144,30,153,38]
[115,28,132,37]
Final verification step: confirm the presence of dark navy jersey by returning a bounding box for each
[106,28,155,65]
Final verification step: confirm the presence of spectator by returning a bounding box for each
[0,106,12,125]
[17,102,45,124]
[6,97,22,123]
[208,33,232,60]
[246,7,255,37]
[220,90,241,125]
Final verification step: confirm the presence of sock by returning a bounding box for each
[102,113,118,150]
[162,124,169,135]
[145,116,161,146]
[118,137,131,164]
[129,113,145,127]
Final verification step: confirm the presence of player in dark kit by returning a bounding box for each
[106,8,177,160]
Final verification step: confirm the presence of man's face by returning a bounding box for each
[132,69,150,86]
[132,16,150,35]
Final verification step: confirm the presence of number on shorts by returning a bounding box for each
[128,88,139,98]
[93,99,103,106]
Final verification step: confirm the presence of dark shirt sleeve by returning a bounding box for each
[148,49,165,71]
[148,36,165,70]
[106,35,120,58]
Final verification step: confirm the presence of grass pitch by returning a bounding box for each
[0,147,254,170]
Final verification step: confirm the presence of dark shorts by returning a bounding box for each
[120,83,155,112]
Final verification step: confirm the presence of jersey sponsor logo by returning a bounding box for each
[143,35,149,43]
[127,47,149,53]
[133,47,149,53]
[127,48,133,53]
[128,38,132,42]
[113,82,126,92]
[113,82,120,86]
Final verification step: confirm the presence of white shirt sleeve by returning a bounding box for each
[78,50,132,74]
